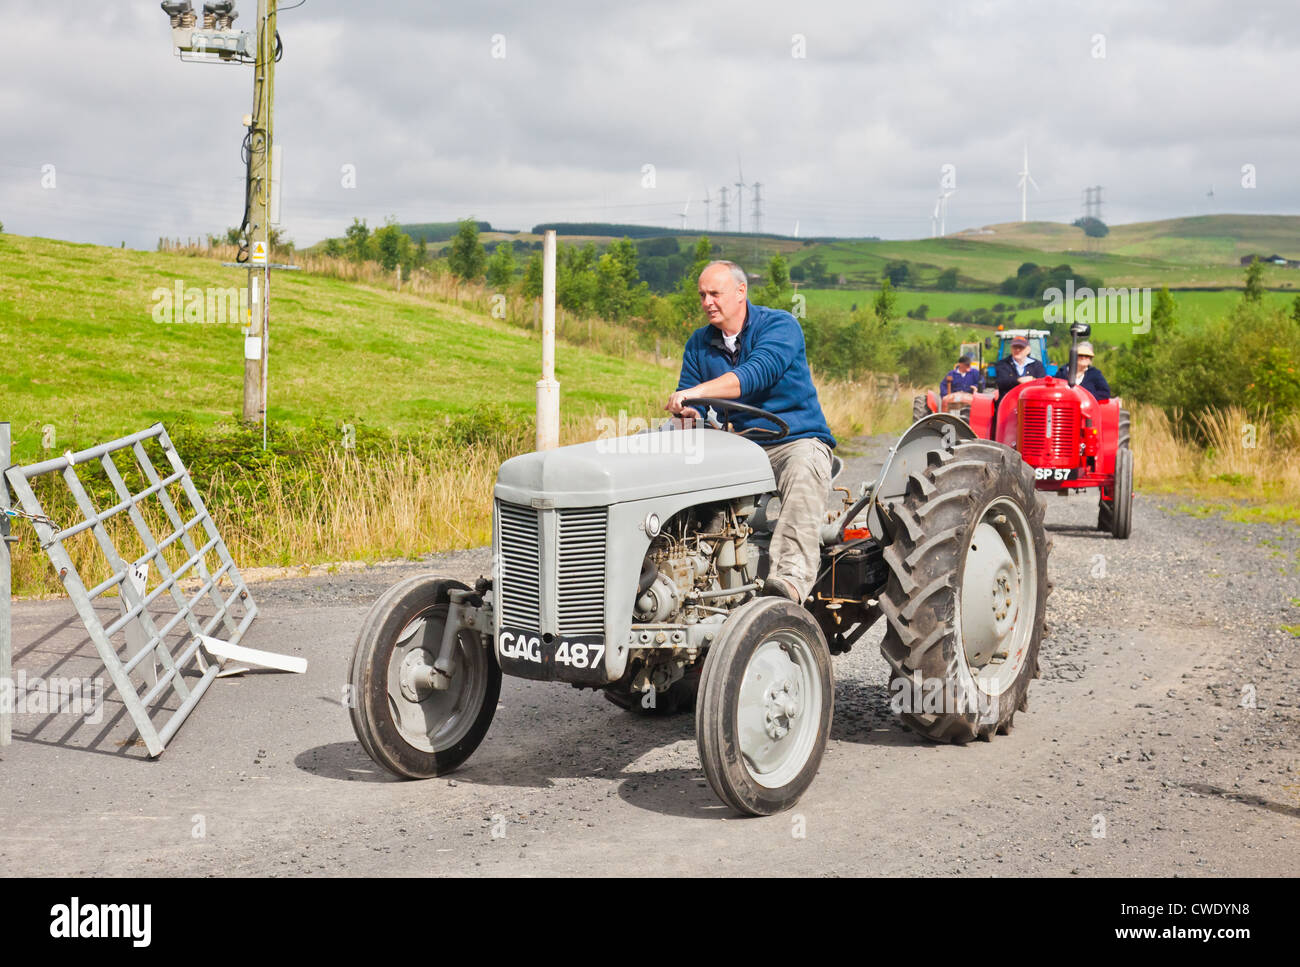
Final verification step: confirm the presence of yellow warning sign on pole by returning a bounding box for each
[251,240,267,264]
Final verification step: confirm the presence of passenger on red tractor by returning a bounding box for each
[1072,341,1113,401]
[940,354,983,397]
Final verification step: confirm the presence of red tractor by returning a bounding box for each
[914,324,1132,538]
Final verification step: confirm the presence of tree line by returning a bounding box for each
[1104,258,1300,430]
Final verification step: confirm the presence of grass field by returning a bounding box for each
[776,216,1300,292]
[1,233,928,595]
[453,214,1300,297]
[0,234,673,462]
[797,281,1297,354]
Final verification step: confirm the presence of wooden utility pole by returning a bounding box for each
[243,0,277,423]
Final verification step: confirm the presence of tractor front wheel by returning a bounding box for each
[349,575,501,778]
[1098,408,1132,536]
[1109,447,1134,539]
[696,599,833,816]
[878,439,1048,742]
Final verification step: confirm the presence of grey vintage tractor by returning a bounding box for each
[348,402,1049,816]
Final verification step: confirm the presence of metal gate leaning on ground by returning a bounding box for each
[1,422,259,755]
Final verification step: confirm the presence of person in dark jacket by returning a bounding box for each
[1072,341,1112,401]
[993,335,1047,397]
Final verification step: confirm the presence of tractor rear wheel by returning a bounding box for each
[912,395,928,422]
[878,439,1048,742]
[349,575,500,779]
[696,599,833,815]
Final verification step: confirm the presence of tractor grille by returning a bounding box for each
[496,501,542,630]
[557,508,607,635]
[1019,399,1081,465]
[495,502,607,635]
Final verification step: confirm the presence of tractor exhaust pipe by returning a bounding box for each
[1065,322,1090,387]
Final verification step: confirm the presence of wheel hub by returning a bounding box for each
[762,678,801,739]
[735,633,823,789]
[958,498,1036,696]
[385,612,486,755]
[399,648,439,702]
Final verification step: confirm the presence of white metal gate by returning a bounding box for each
[2,422,257,755]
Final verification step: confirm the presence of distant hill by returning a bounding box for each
[400,221,493,243]
[529,222,823,243]
[956,214,1300,264]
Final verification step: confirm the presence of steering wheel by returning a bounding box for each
[682,397,789,443]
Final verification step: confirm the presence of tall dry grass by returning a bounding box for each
[818,377,921,439]
[1132,402,1300,501]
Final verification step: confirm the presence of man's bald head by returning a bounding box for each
[698,260,748,334]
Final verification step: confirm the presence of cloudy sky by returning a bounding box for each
[2,0,1297,249]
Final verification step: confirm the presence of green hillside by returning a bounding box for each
[0,234,670,462]
[958,215,1300,262]
[753,215,1299,292]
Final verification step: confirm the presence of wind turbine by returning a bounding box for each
[793,219,800,238]
[679,194,690,231]
[1017,143,1039,222]
[931,196,941,237]
[734,158,747,234]
[939,189,955,236]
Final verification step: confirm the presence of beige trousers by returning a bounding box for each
[764,438,833,601]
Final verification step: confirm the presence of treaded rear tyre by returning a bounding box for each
[912,395,928,422]
[878,439,1048,742]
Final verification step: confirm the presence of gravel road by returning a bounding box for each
[2,434,1297,877]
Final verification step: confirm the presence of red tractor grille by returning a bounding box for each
[1019,399,1081,466]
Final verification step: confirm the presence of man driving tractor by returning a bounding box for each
[666,260,835,605]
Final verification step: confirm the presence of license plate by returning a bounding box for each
[498,627,606,683]
[1033,466,1080,482]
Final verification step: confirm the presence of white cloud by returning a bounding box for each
[1,0,1297,246]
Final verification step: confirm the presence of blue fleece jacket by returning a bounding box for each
[676,301,835,448]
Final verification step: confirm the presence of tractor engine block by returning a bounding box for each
[632,499,758,625]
